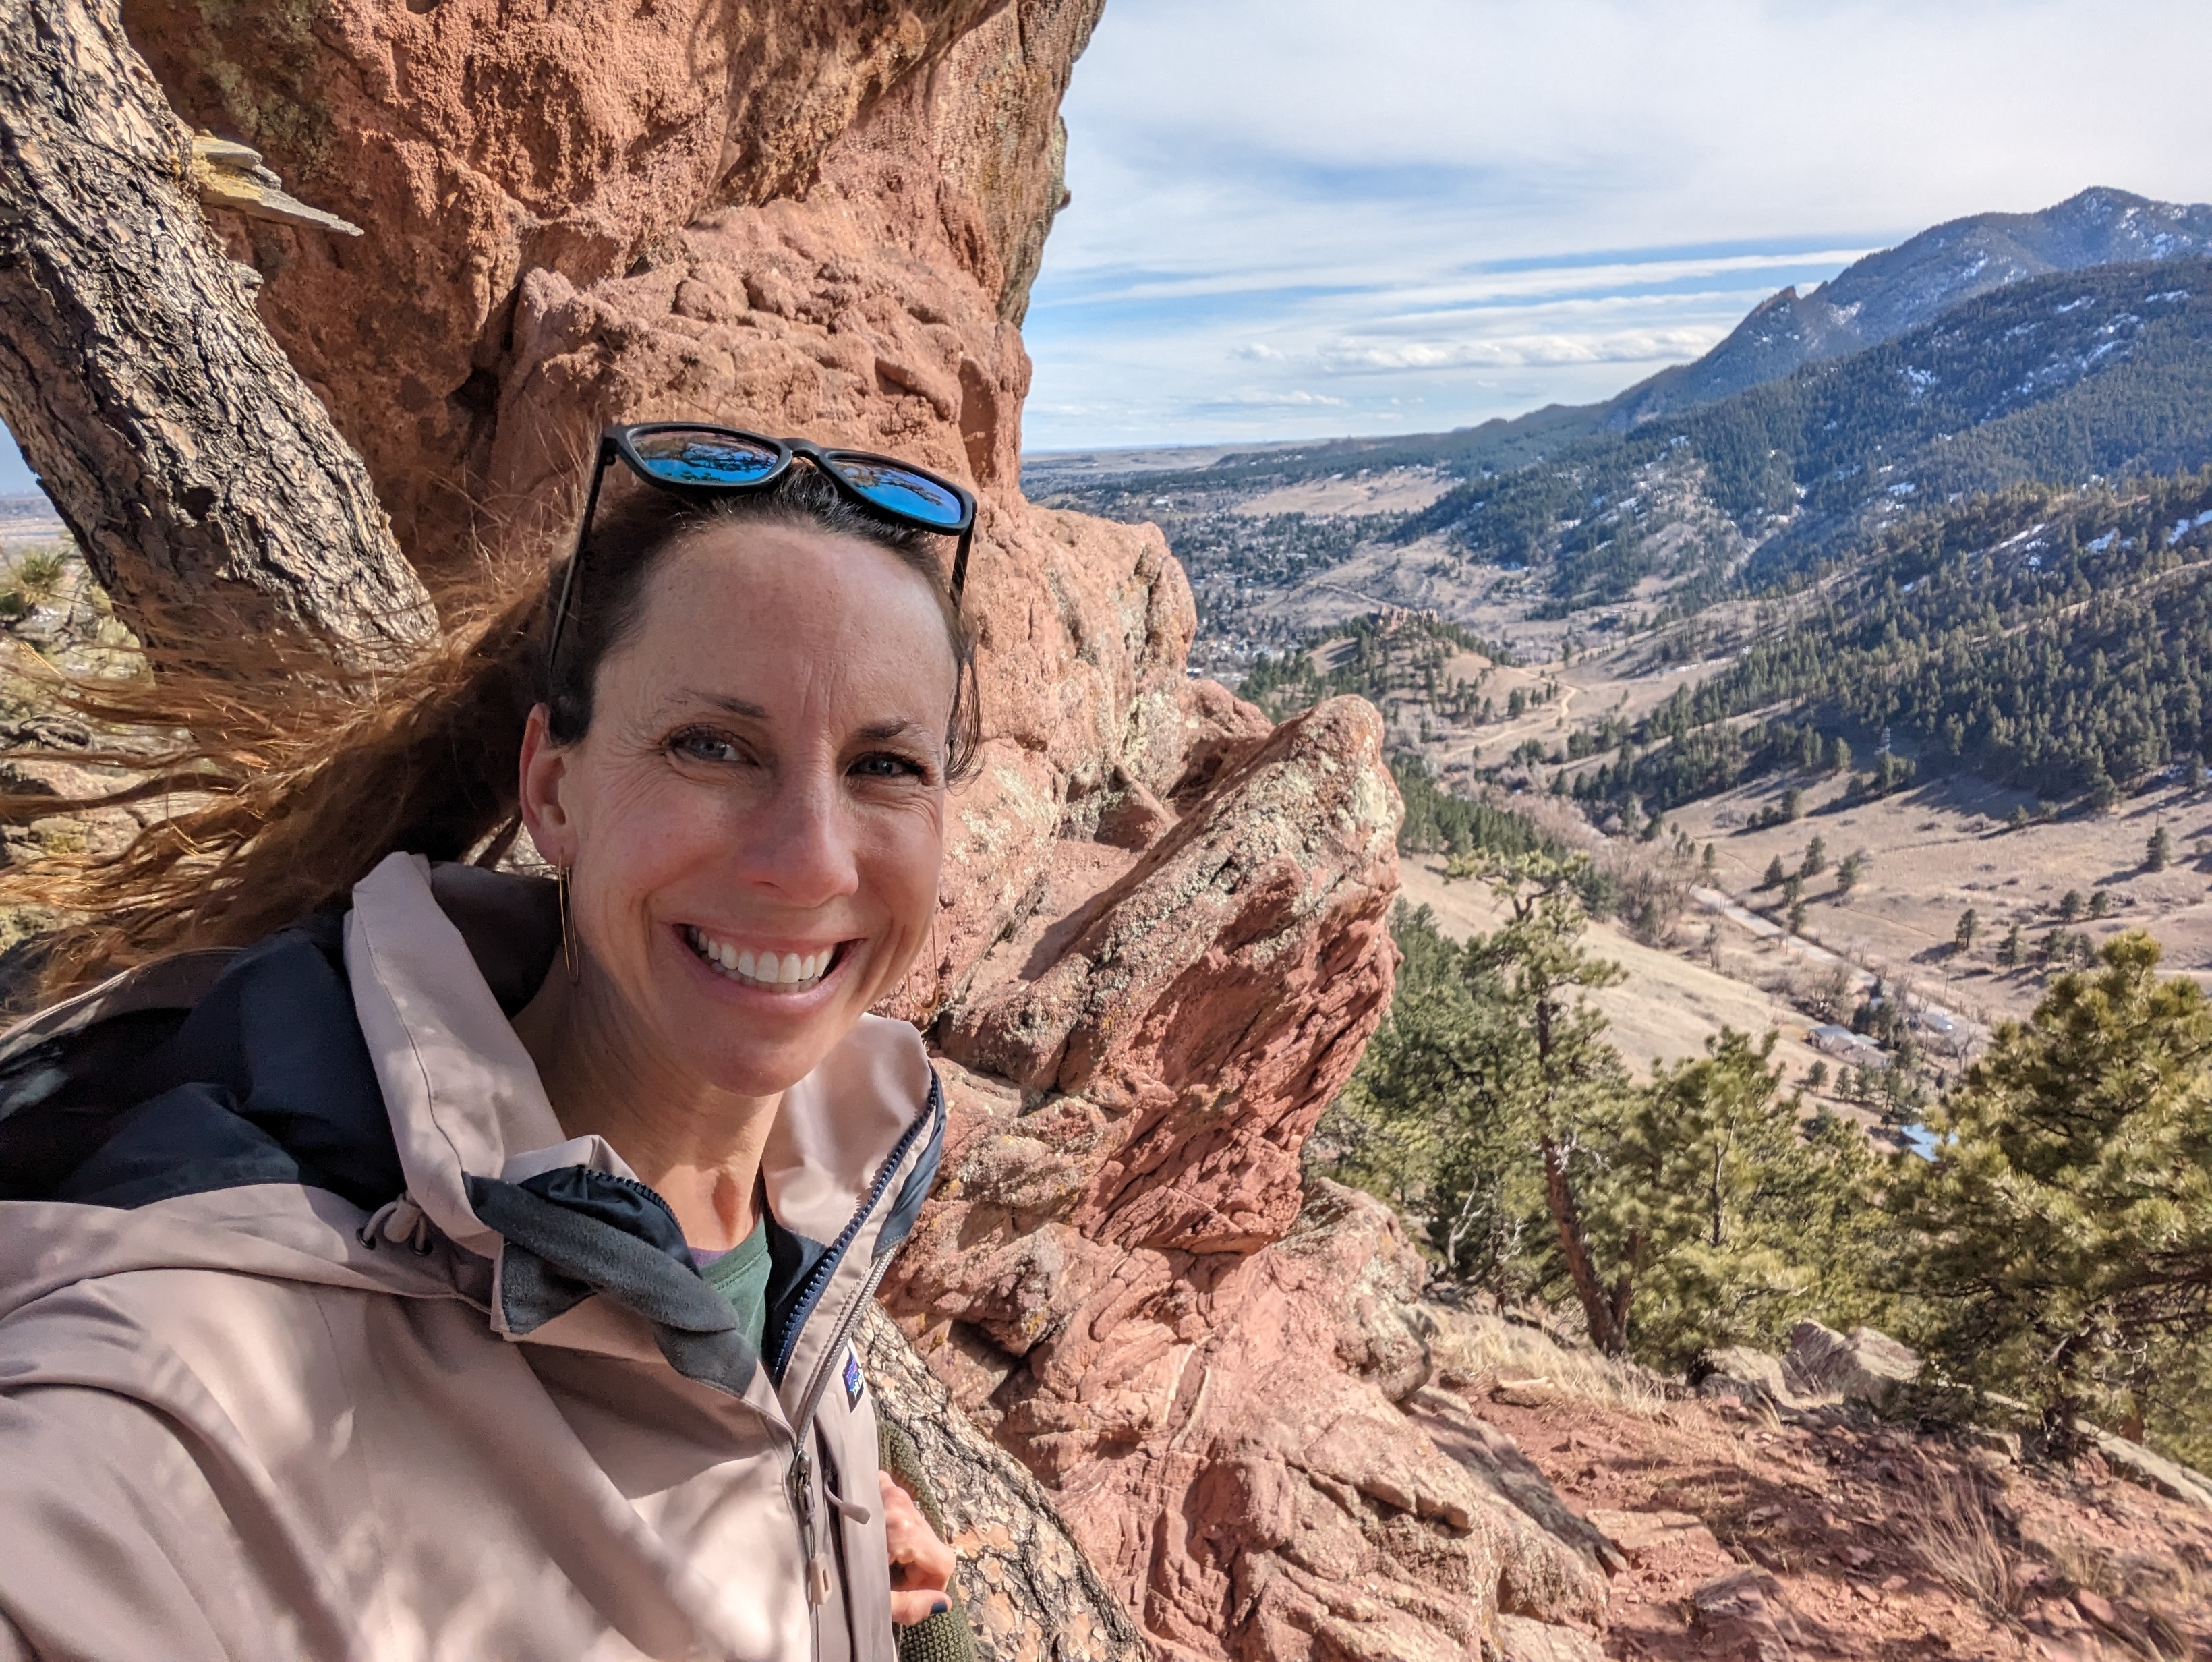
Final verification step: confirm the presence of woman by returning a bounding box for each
[0,426,979,1661]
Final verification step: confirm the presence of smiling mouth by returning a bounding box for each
[683,926,844,993]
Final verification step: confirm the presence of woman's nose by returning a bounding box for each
[736,770,859,906]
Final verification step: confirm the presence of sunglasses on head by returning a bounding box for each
[549,422,978,672]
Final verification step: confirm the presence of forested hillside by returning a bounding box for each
[1399,258,2212,606]
[1569,469,2212,811]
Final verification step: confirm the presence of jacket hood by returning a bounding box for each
[0,852,945,1403]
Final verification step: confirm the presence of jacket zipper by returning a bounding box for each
[770,1074,939,1381]
[776,1074,940,1646]
[785,1249,897,1617]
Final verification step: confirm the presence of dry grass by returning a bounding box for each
[1427,1305,1673,1418]
[1898,1470,2021,1623]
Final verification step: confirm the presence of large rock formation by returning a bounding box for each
[88,4,1608,1655]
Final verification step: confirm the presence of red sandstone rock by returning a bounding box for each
[121,0,1076,559]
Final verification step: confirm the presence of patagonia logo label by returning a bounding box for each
[843,1346,865,1409]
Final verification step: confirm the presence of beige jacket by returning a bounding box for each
[0,853,945,1661]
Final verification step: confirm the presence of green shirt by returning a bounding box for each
[696,1222,773,1358]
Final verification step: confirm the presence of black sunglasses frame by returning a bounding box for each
[547,422,977,677]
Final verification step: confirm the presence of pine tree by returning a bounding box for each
[2147,824,2172,872]
[1998,923,2024,967]
[1763,855,1788,889]
[1596,1029,1832,1367]
[1802,835,1828,877]
[1836,851,1867,896]
[1890,934,2212,1466]
[2060,890,2085,923]
[2089,889,2113,919]
[1459,853,1635,1353]
[1701,842,1718,878]
[1954,908,1979,952]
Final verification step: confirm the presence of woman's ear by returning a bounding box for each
[517,704,577,868]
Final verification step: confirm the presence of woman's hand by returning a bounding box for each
[879,1469,957,1627]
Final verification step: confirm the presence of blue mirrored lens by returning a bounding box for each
[632,430,782,487]
[830,457,968,528]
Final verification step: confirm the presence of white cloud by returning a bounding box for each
[1319,328,1732,374]
[1204,389,1347,407]
[1022,0,2212,449]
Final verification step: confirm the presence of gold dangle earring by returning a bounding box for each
[899,905,941,1014]
[921,906,942,1019]
[558,865,580,983]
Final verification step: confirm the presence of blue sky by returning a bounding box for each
[1020,0,2212,451]
[8,0,2212,492]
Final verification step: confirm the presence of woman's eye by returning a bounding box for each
[852,751,929,781]
[670,729,747,765]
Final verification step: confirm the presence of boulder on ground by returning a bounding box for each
[2080,1423,2212,1512]
[1784,1321,1921,1410]
[1697,1346,1803,1412]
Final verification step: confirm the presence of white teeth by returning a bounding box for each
[688,929,834,992]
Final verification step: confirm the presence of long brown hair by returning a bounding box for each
[0,466,981,1001]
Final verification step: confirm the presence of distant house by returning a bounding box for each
[1808,1024,1890,1069]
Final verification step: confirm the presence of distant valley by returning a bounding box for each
[1024,186,2212,1122]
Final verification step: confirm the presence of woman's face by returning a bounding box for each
[518,521,956,1101]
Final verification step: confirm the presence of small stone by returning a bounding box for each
[1690,1567,1802,1661]
[1584,1508,1721,1563]
[1491,1377,1564,1408]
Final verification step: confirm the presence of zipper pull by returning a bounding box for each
[788,1445,829,1605]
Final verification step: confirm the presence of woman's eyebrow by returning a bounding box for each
[856,718,927,742]
[697,694,770,718]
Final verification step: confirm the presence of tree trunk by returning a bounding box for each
[857,1306,1148,1662]
[0,0,433,662]
[1541,1133,1621,1356]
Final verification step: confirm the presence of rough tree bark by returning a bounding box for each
[0,0,434,660]
[858,1307,1148,1662]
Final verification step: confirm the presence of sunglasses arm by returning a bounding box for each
[548,438,616,671]
[950,525,973,612]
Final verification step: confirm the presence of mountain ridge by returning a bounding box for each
[1606,185,2212,426]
